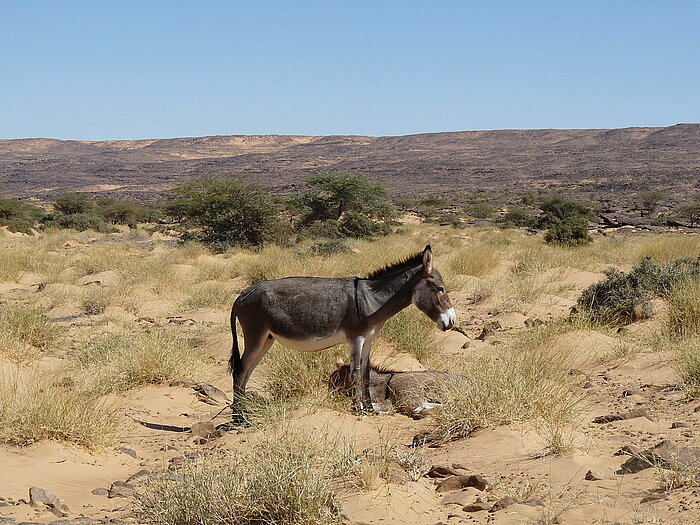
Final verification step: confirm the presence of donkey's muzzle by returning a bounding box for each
[437,307,456,331]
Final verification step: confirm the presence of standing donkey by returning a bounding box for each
[229,245,455,413]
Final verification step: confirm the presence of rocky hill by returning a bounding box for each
[1,124,699,202]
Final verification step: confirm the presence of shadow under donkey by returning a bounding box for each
[329,356,460,418]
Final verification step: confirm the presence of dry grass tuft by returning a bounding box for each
[0,306,61,362]
[134,427,343,525]
[0,371,118,446]
[668,279,700,339]
[447,245,499,277]
[431,324,582,441]
[262,343,338,403]
[673,336,700,395]
[181,282,237,310]
[380,307,440,364]
[73,331,205,392]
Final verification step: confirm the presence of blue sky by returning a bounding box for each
[1,1,699,139]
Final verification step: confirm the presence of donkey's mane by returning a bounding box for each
[364,251,424,280]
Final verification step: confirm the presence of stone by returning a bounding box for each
[592,408,652,423]
[190,421,224,440]
[614,444,643,457]
[671,422,690,429]
[193,383,229,405]
[617,440,700,475]
[125,469,152,483]
[118,447,138,458]
[28,487,60,509]
[641,493,669,504]
[489,497,545,512]
[91,488,109,496]
[426,465,462,478]
[435,475,487,493]
[441,491,476,506]
[585,469,615,481]
[108,481,135,499]
[463,503,490,512]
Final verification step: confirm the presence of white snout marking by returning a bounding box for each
[439,307,456,330]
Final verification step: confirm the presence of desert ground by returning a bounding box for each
[2,221,700,525]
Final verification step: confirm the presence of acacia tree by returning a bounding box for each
[295,172,396,237]
[676,195,700,227]
[167,177,287,249]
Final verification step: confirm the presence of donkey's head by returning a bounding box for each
[412,245,456,331]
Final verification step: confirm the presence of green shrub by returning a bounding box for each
[497,206,537,228]
[167,177,290,249]
[96,199,161,226]
[463,202,496,219]
[578,257,700,325]
[543,215,591,246]
[54,192,94,215]
[339,211,389,238]
[295,172,395,238]
[41,212,116,233]
[0,198,44,234]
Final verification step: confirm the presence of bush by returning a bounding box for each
[431,324,581,441]
[54,192,94,215]
[578,257,700,325]
[543,215,591,246]
[380,307,439,364]
[96,199,161,226]
[41,212,116,233]
[339,211,389,238]
[496,206,537,228]
[295,172,395,238]
[167,177,290,249]
[0,198,44,234]
[308,239,350,257]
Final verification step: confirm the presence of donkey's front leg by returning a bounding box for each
[349,336,371,413]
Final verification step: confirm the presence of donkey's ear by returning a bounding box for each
[335,355,345,369]
[422,245,433,274]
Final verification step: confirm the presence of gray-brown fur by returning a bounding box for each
[229,245,456,414]
[329,357,460,417]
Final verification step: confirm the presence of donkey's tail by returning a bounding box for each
[229,302,241,375]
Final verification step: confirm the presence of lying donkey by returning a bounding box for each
[329,356,461,418]
[230,245,455,414]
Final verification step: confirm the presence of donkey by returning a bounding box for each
[229,245,455,413]
[329,356,461,417]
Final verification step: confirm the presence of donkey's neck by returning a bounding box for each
[357,265,421,325]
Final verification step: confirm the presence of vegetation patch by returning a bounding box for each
[73,331,204,392]
[0,306,60,361]
[431,323,582,442]
[0,371,118,446]
[134,428,343,525]
[578,256,700,325]
[380,307,439,364]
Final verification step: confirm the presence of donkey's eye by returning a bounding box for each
[436,286,445,293]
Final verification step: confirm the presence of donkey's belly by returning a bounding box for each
[273,331,347,352]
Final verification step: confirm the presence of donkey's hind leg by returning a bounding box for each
[233,330,274,399]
